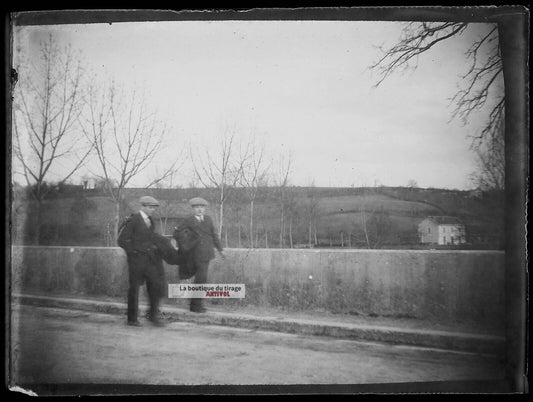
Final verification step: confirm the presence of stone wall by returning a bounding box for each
[10,246,505,326]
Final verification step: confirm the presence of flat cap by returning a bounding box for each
[189,197,209,207]
[140,195,160,206]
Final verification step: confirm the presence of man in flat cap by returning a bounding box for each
[118,195,168,326]
[182,197,225,313]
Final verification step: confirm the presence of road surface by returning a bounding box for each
[9,304,504,392]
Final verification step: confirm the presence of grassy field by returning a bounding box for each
[12,186,504,248]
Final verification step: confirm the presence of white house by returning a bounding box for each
[418,216,467,245]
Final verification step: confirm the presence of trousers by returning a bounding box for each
[190,260,210,309]
[127,253,165,322]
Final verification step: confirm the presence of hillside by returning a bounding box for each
[11,186,504,249]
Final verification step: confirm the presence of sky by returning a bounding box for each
[12,18,503,190]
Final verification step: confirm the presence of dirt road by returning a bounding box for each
[9,304,504,392]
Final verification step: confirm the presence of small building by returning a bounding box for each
[418,216,466,245]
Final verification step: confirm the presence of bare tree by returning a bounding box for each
[240,136,270,248]
[367,206,394,249]
[471,122,505,191]
[274,151,292,248]
[370,16,525,389]
[81,81,177,242]
[189,126,248,237]
[305,183,321,248]
[360,198,372,249]
[370,22,504,187]
[359,187,376,249]
[12,34,92,243]
[358,186,395,249]
[285,185,301,248]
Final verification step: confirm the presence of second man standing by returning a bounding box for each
[185,197,225,313]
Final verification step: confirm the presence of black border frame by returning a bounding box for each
[4,6,529,395]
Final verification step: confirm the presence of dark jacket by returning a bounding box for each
[173,225,200,252]
[183,214,223,262]
[171,224,199,279]
[118,212,179,265]
[151,231,183,266]
[172,215,222,279]
[118,213,158,257]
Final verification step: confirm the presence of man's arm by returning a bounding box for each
[208,217,224,255]
[151,231,182,265]
[117,218,135,254]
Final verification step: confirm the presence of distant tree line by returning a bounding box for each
[12,180,504,250]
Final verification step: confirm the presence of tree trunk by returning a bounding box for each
[279,206,284,248]
[218,201,224,238]
[238,224,242,248]
[250,199,254,248]
[34,198,43,245]
[112,199,121,245]
[361,211,371,249]
[289,220,293,248]
[308,222,312,247]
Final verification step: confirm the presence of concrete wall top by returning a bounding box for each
[11,245,505,255]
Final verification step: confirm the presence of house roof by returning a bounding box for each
[424,216,464,225]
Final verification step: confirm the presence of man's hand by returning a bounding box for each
[219,251,226,260]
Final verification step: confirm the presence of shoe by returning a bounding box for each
[149,318,165,327]
[145,309,162,320]
[190,306,207,313]
[127,320,142,327]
